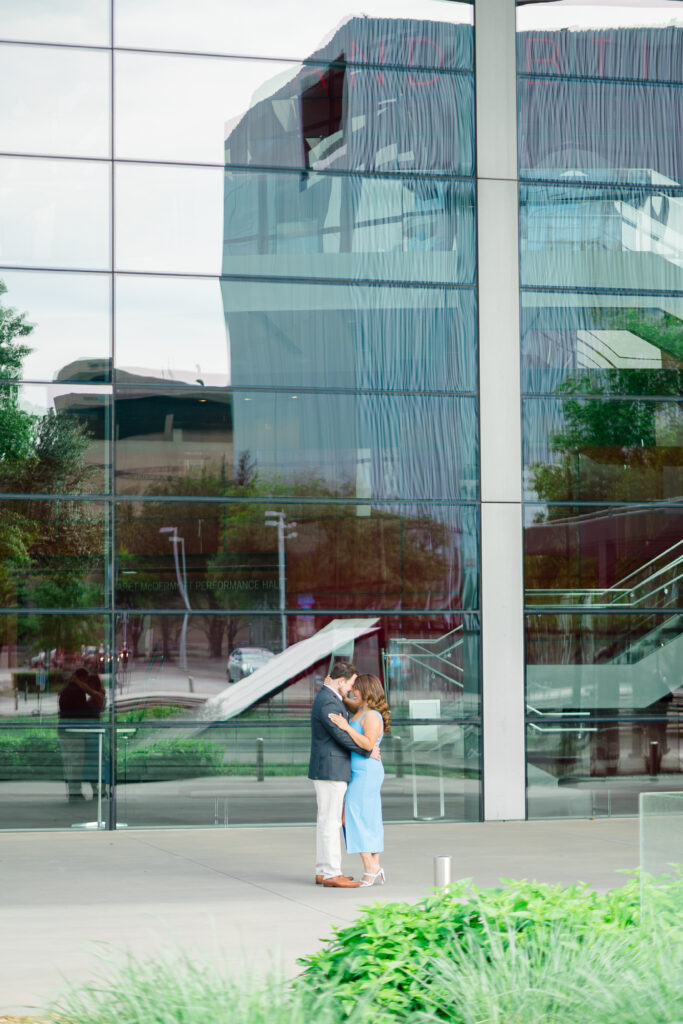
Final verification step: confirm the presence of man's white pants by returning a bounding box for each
[313,779,347,878]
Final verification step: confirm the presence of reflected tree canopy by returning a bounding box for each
[0,280,105,659]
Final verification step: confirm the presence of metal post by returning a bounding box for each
[265,511,297,654]
[394,735,404,778]
[278,517,286,652]
[434,856,452,888]
[256,737,264,782]
[97,731,103,828]
[160,527,191,672]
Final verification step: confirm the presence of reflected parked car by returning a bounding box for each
[30,649,65,669]
[227,646,275,682]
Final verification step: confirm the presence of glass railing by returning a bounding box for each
[0,718,481,829]
[382,625,464,691]
[527,539,683,612]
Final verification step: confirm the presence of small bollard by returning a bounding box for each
[434,855,452,888]
[188,676,194,693]
[256,737,264,782]
[394,735,404,779]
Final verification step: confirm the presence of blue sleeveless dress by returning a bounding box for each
[344,711,385,854]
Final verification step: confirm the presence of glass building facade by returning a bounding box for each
[0,0,680,830]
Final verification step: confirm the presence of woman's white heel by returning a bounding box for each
[360,869,386,887]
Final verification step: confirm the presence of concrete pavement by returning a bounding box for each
[0,817,639,1014]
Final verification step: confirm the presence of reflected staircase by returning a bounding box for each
[526,538,683,743]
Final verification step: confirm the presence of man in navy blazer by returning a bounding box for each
[308,660,373,887]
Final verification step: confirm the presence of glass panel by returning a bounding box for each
[115,274,476,393]
[115,501,478,612]
[0,44,110,159]
[0,271,111,384]
[520,290,683,396]
[113,388,478,500]
[526,717,683,820]
[519,182,683,293]
[517,6,683,84]
[0,726,111,829]
[116,163,476,283]
[112,719,480,828]
[525,612,682,712]
[0,613,108,719]
[222,170,476,284]
[113,610,480,717]
[0,383,111,494]
[523,396,683,502]
[0,499,107,609]
[640,792,683,884]
[114,0,474,66]
[223,279,477,391]
[524,503,683,609]
[115,275,229,387]
[115,164,223,276]
[116,51,475,176]
[518,77,683,188]
[0,157,111,271]
[0,0,110,47]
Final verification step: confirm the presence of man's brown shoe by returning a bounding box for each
[316,874,353,885]
[322,875,360,888]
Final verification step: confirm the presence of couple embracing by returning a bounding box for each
[308,660,391,888]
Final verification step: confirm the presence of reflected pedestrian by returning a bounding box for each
[58,668,90,802]
[82,673,108,800]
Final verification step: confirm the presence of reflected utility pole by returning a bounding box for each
[264,511,297,652]
[159,526,190,671]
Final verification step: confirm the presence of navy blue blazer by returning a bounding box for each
[308,686,370,781]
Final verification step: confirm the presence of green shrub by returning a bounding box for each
[51,953,336,1024]
[50,878,683,1024]
[116,706,187,722]
[297,876,682,1022]
[13,669,68,694]
[419,909,683,1024]
[117,736,228,780]
[0,729,62,777]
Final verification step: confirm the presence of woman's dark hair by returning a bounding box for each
[355,674,390,733]
[88,672,104,692]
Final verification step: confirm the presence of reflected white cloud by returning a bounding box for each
[0,270,111,382]
[115,52,298,165]
[518,2,683,31]
[0,0,110,46]
[115,275,229,386]
[0,44,110,159]
[0,157,110,270]
[115,163,223,274]
[114,0,472,59]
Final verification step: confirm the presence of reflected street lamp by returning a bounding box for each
[159,526,190,671]
[264,511,297,652]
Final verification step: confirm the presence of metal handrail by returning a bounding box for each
[610,539,683,591]
[383,626,465,691]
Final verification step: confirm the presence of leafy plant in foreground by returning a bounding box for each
[296,875,673,1021]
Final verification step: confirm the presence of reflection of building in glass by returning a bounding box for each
[0,5,682,832]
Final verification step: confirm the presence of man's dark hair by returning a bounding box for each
[329,660,357,681]
[71,667,89,683]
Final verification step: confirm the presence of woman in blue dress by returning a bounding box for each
[329,673,390,887]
